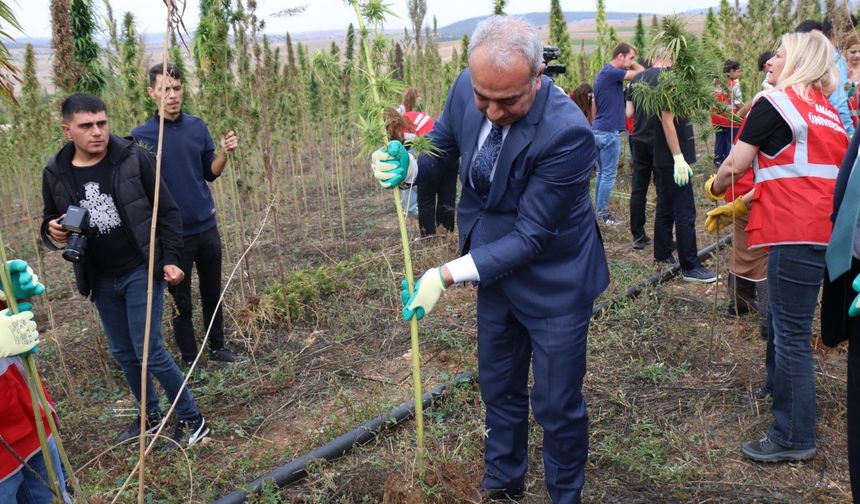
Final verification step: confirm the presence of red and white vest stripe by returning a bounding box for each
[746,87,848,248]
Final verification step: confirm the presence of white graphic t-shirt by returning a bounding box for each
[71,158,143,276]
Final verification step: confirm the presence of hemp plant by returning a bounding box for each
[348,0,439,468]
[630,16,717,123]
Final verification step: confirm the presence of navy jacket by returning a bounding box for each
[132,113,218,236]
[416,70,609,317]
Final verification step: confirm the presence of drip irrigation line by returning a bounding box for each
[592,235,733,316]
[214,236,733,502]
[213,371,476,504]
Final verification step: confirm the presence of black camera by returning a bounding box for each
[543,45,567,81]
[61,205,91,263]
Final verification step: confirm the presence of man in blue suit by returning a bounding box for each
[372,16,609,503]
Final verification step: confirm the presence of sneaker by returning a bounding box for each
[631,235,652,250]
[168,415,210,449]
[115,411,163,444]
[209,347,249,363]
[600,213,623,226]
[682,266,718,283]
[753,384,772,401]
[741,436,816,463]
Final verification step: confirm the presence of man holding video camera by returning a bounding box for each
[40,93,209,449]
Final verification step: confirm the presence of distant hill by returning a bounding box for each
[436,11,651,41]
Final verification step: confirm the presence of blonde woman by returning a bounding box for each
[706,31,849,462]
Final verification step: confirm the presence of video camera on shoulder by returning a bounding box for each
[61,205,91,263]
[543,46,566,81]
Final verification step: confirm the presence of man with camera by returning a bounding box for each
[132,63,247,366]
[40,93,209,448]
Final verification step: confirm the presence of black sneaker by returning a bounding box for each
[741,436,816,463]
[168,415,210,449]
[115,411,163,444]
[209,347,249,363]
[682,266,718,283]
[631,235,652,250]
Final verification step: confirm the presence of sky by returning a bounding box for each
[12,0,721,40]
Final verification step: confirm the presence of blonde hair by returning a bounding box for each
[775,31,839,100]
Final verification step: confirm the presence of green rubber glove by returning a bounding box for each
[673,153,694,187]
[401,268,446,321]
[0,260,46,302]
[849,273,860,317]
[0,308,39,358]
[371,140,412,189]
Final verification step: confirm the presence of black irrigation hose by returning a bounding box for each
[214,371,476,504]
[592,235,733,316]
[215,237,732,503]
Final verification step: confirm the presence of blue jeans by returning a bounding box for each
[592,130,621,216]
[713,126,737,168]
[765,245,825,449]
[92,266,200,421]
[401,185,418,215]
[0,438,71,503]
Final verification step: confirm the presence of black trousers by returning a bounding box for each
[168,226,225,361]
[629,141,654,242]
[634,143,702,271]
[417,169,457,237]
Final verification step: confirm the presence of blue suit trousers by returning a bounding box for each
[477,283,591,504]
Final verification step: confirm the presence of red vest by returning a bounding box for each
[848,83,860,129]
[403,111,435,136]
[711,79,741,128]
[745,88,848,248]
[0,357,55,481]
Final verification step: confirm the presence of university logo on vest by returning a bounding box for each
[808,103,845,134]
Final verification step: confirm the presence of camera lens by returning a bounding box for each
[62,233,87,263]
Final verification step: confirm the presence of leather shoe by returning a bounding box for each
[476,486,525,503]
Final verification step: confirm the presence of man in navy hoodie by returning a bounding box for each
[132,63,247,366]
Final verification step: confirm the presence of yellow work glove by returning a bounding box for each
[401,268,446,321]
[673,153,694,187]
[704,174,726,202]
[704,198,749,233]
[0,308,39,358]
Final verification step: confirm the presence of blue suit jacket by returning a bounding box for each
[416,69,609,318]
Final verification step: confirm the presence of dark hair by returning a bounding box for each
[568,83,594,124]
[383,107,412,142]
[612,42,636,59]
[148,63,182,87]
[795,19,826,36]
[61,93,106,121]
[723,59,741,74]
[757,51,773,71]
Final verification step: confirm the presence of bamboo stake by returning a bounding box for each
[349,0,425,466]
[136,3,174,501]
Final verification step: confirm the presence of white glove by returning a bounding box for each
[0,308,39,358]
[673,153,694,187]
